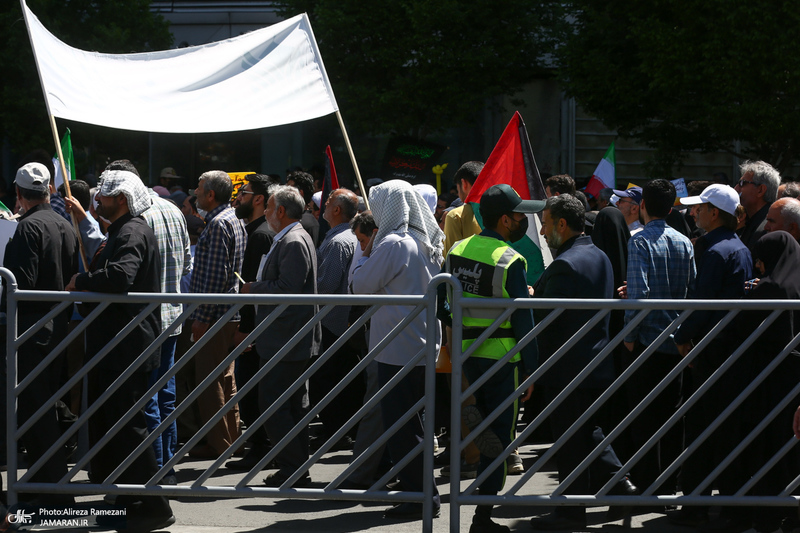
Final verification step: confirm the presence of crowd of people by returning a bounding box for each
[3,149,800,533]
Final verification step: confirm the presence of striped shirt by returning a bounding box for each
[141,192,192,335]
[316,222,357,335]
[190,203,246,324]
[624,219,696,354]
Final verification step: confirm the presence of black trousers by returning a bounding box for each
[234,347,270,450]
[258,359,309,477]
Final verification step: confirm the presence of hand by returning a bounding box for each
[362,229,378,257]
[64,195,87,223]
[233,329,252,352]
[65,273,80,292]
[676,342,692,358]
[794,405,800,439]
[521,382,534,402]
[241,282,252,294]
[527,285,534,296]
[617,281,628,299]
[623,341,635,352]
[192,320,210,341]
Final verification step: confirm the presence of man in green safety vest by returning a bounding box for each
[439,183,541,533]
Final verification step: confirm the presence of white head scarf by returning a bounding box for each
[413,184,437,214]
[370,180,445,265]
[98,170,152,217]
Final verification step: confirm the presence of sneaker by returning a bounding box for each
[462,405,504,458]
[439,460,478,479]
[507,452,523,474]
[263,470,312,488]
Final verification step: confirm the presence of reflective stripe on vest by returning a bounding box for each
[446,235,526,361]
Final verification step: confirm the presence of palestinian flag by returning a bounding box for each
[465,111,551,284]
[585,142,615,198]
[317,145,340,238]
[52,128,75,188]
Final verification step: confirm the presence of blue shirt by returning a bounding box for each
[317,222,357,335]
[624,219,696,353]
[673,226,752,345]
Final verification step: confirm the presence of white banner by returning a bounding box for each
[23,2,338,133]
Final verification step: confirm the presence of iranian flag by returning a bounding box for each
[52,128,75,188]
[585,142,616,198]
[465,111,552,283]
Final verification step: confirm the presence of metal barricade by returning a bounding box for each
[4,266,800,533]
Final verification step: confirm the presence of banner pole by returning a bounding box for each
[335,110,369,210]
[49,115,89,271]
[20,0,88,270]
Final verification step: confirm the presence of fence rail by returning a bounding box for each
[3,267,799,532]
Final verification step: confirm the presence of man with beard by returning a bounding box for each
[226,174,275,470]
[531,194,635,529]
[241,185,320,487]
[67,170,174,532]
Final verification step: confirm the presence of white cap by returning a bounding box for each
[312,190,322,208]
[15,162,50,192]
[679,184,739,216]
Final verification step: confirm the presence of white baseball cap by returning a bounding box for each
[14,162,50,193]
[680,184,739,216]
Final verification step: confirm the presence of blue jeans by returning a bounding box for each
[145,336,178,473]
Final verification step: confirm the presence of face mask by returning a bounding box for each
[508,215,528,243]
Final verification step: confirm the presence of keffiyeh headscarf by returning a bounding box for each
[370,180,445,265]
[98,170,153,217]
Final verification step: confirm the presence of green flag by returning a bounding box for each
[54,128,75,183]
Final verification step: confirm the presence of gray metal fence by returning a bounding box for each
[3,267,799,532]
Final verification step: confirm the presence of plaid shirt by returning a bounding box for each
[141,192,192,335]
[624,219,696,354]
[190,203,246,324]
[50,192,71,223]
[317,222,356,335]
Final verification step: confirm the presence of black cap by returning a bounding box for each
[480,184,545,216]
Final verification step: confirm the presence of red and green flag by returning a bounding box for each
[585,142,615,199]
[465,111,551,283]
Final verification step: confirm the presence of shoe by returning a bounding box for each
[701,516,752,533]
[385,479,402,491]
[440,460,478,479]
[668,507,710,527]
[225,449,274,471]
[383,502,440,520]
[263,470,311,488]
[310,434,354,452]
[462,405,504,458]
[530,511,586,530]
[337,479,370,490]
[187,444,219,459]
[507,453,523,475]
[469,514,510,533]
[158,474,177,486]
[605,477,638,522]
[112,500,175,533]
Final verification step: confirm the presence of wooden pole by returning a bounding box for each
[48,115,88,271]
[335,110,369,211]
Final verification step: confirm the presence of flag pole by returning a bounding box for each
[20,0,88,270]
[335,110,369,210]
[49,116,88,271]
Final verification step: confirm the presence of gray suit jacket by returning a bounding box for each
[251,223,321,361]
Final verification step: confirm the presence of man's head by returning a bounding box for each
[286,171,315,205]
[640,179,676,222]
[480,184,545,243]
[196,170,233,212]
[735,160,780,216]
[679,184,739,233]
[15,162,51,205]
[540,194,585,249]
[323,188,358,227]
[545,174,576,198]
[350,210,377,251]
[612,186,642,226]
[435,192,457,223]
[453,161,483,201]
[95,170,152,223]
[778,182,800,199]
[59,179,91,210]
[265,185,305,233]
[106,159,140,177]
[765,197,800,241]
[233,173,271,223]
[597,188,614,210]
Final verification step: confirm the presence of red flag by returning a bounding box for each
[318,145,340,238]
[465,111,546,204]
